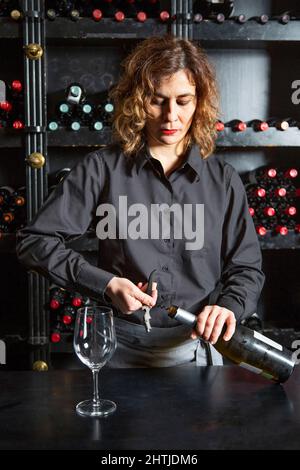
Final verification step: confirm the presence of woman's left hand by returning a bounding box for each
[190,305,236,344]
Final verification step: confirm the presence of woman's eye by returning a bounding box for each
[177,101,190,106]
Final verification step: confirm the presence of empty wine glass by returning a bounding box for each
[73,306,117,417]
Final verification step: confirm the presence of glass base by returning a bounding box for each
[76,399,117,417]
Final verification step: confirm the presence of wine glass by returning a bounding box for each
[73,306,117,417]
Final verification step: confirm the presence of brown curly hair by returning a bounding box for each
[109,34,219,159]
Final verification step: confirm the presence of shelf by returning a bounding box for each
[258,231,300,250]
[2,17,300,43]
[216,127,300,147]
[193,19,300,43]
[46,17,169,41]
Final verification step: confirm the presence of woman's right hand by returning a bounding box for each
[104,277,157,315]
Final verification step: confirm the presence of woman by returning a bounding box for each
[16,35,265,368]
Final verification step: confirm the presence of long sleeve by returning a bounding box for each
[216,168,265,321]
[16,151,115,301]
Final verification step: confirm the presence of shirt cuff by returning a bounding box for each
[75,262,115,303]
[215,295,244,321]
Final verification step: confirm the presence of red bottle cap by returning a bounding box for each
[266,168,276,178]
[160,11,170,22]
[256,187,266,198]
[92,9,102,21]
[286,206,297,216]
[276,187,287,197]
[137,11,147,22]
[264,207,275,217]
[276,225,288,235]
[72,297,82,307]
[0,101,12,112]
[62,315,72,325]
[285,168,298,179]
[12,120,24,129]
[115,11,125,21]
[215,121,224,131]
[50,299,60,310]
[11,80,22,92]
[256,226,267,236]
[258,121,269,131]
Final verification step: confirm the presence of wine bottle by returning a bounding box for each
[57,101,73,124]
[267,118,290,131]
[101,0,125,21]
[49,286,67,310]
[247,166,277,185]
[61,304,76,326]
[0,186,13,208]
[167,305,295,383]
[11,186,26,208]
[76,102,95,124]
[250,119,269,132]
[231,119,247,132]
[0,221,9,238]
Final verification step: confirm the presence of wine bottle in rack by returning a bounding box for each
[252,14,269,24]
[267,118,290,131]
[193,0,234,19]
[101,0,125,21]
[276,167,298,184]
[231,119,247,132]
[11,186,26,208]
[61,304,76,327]
[66,83,86,105]
[0,222,9,238]
[76,102,95,125]
[250,119,269,132]
[49,286,68,310]
[246,166,277,185]
[0,186,14,208]
[118,0,146,20]
[57,102,73,125]
[97,99,114,125]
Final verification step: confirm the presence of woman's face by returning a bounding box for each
[145,69,197,150]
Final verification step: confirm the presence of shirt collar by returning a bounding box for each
[135,142,204,179]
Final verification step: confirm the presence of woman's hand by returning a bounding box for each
[190,305,236,344]
[105,277,157,315]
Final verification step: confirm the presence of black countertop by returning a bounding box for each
[0,366,300,450]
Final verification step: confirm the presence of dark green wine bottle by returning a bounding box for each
[167,305,295,383]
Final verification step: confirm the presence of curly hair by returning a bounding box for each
[109,34,219,159]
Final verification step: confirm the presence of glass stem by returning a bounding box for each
[92,369,100,407]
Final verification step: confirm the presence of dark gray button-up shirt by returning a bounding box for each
[16,142,265,327]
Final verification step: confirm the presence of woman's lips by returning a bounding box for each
[161,129,178,135]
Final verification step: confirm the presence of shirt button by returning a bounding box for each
[162,266,169,272]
